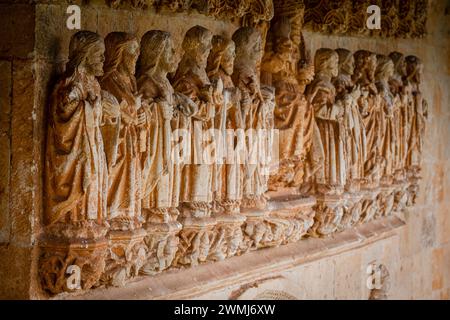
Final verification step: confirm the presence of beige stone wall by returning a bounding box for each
[0,0,448,299]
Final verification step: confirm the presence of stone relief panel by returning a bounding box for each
[39,1,429,296]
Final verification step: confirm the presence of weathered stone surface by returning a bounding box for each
[0,4,35,59]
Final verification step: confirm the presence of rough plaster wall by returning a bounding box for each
[0,1,448,299]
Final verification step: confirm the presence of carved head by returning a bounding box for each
[335,48,355,76]
[138,30,176,76]
[375,55,394,82]
[103,32,139,77]
[182,25,213,68]
[353,50,377,83]
[66,31,105,77]
[207,35,236,76]
[389,51,407,78]
[314,48,339,78]
[405,55,423,84]
[232,27,263,67]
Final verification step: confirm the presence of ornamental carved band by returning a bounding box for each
[39,1,428,295]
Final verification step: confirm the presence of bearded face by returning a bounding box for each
[222,43,235,75]
[121,40,140,76]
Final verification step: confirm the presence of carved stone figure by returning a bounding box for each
[333,48,366,193]
[206,35,246,260]
[353,50,382,188]
[405,55,427,177]
[172,25,217,266]
[375,54,397,185]
[405,55,428,205]
[136,30,194,273]
[389,52,409,183]
[232,26,274,210]
[307,48,346,195]
[41,31,109,294]
[98,32,147,286]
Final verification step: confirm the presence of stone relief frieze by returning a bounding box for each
[39,2,428,295]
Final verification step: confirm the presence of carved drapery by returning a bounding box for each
[39,2,429,296]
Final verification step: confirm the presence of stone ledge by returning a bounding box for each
[56,216,405,300]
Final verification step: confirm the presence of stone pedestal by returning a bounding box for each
[39,222,109,295]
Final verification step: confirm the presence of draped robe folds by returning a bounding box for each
[45,72,108,225]
[99,71,142,225]
[357,84,384,186]
[390,78,410,175]
[307,77,346,190]
[209,70,244,202]
[233,65,271,201]
[138,75,188,209]
[376,82,398,181]
[172,68,215,206]
[334,75,366,189]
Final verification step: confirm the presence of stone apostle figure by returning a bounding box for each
[45,30,108,229]
[172,25,217,217]
[374,54,397,184]
[333,48,366,192]
[389,52,410,179]
[353,50,383,187]
[232,26,274,209]
[100,32,144,231]
[306,48,346,195]
[206,35,243,214]
[261,17,314,190]
[137,30,196,222]
[405,55,427,176]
